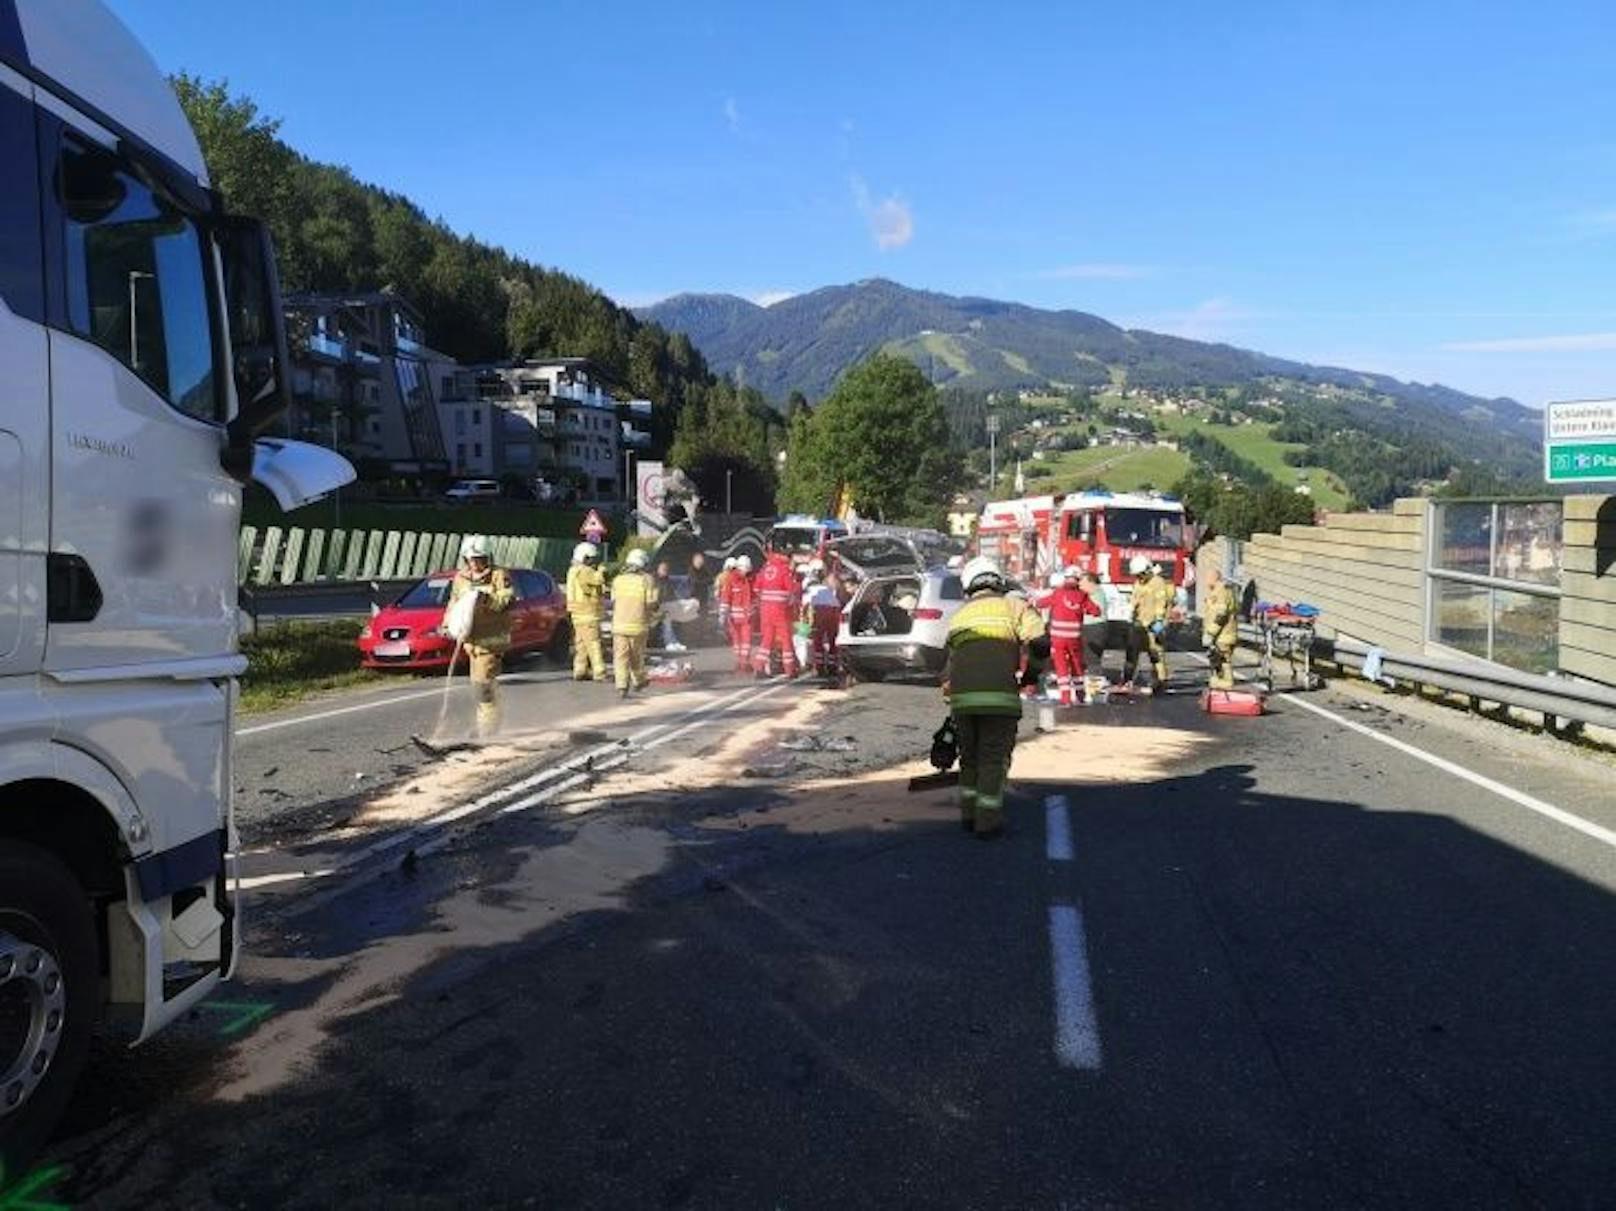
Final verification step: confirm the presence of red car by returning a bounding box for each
[357,568,571,670]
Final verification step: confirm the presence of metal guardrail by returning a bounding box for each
[1240,623,1616,732]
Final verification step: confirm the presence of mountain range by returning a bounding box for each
[635,279,1539,445]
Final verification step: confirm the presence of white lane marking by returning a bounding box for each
[242,680,794,894]
[236,686,448,737]
[1284,693,1616,852]
[1045,793,1074,862]
[1048,903,1103,1070]
[237,868,336,890]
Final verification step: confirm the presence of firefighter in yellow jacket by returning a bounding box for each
[565,541,607,682]
[610,548,661,697]
[1202,567,1240,690]
[1129,555,1175,693]
[943,557,1047,839]
[447,535,515,737]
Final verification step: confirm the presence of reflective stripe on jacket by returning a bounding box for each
[1132,576,1175,626]
[566,564,605,622]
[610,570,660,637]
[1046,587,1100,639]
[945,592,1046,716]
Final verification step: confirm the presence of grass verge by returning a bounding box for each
[239,619,383,715]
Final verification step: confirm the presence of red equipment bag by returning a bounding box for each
[1201,689,1265,716]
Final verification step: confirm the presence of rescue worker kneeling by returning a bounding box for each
[1202,567,1240,690]
[610,548,661,698]
[448,535,515,737]
[944,557,1047,839]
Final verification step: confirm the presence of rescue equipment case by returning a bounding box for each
[1200,689,1266,716]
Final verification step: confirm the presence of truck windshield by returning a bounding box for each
[1105,508,1182,547]
[770,526,820,554]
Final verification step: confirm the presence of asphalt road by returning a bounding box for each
[24,650,1616,1209]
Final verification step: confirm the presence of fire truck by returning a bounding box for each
[974,490,1193,602]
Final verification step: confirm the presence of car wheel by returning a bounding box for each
[546,618,573,660]
[0,840,98,1180]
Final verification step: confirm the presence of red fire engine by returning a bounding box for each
[974,490,1193,596]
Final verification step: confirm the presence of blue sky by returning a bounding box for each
[111,0,1616,407]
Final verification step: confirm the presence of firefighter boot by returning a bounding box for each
[958,788,978,833]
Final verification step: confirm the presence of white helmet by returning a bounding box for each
[463,534,491,561]
[1128,555,1153,576]
[625,548,648,570]
[961,556,1005,594]
[723,556,737,571]
[1049,572,1067,589]
[573,541,599,564]
[736,555,753,574]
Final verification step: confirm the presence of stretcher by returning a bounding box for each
[1252,602,1323,692]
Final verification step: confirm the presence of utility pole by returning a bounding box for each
[725,468,733,516]
[987,412,999,494]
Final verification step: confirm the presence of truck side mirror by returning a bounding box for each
[216,215,291,481]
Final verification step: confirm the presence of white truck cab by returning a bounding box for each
[0,0,351,1169]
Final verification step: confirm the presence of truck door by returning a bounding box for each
[0,74,47,675]
[38,109,239,858]
[42,119,240,672]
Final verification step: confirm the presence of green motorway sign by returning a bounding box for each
[1547,441,1616,482]
[1545,400,1616,484]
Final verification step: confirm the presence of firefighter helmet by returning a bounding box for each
[1128,555,1153,576]
[573,541,600,564]
[961,556,1005,594]
[624,548,649,570]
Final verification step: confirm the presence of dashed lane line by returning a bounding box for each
[1045,792,1074,861]
[1048,903,1103,1070]
[1044,793,1102,1070]
[234,680,792,891]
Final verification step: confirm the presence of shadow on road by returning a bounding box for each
[43,753,1616,1209]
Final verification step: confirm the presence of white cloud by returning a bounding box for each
[752,290,796,307]
[849,174,914,250]
[1039,263,1156,280]
[1137,297,1260,342]
[722,97,741,134]
[1442,332,1616,353]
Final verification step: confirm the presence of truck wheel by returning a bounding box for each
[0,841,98,1179]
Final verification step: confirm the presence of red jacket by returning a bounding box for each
[1046,586,1101,640]
[756,554,801,615]
[724,571,756,614]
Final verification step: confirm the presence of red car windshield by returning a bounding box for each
[395,576,454,610]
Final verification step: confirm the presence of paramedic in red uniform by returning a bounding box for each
[754,547,802,677]
[725,555,756,672]
[1046,568,1102,701]
[802,557,842,678]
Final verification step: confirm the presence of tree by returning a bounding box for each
[172,76,715,454]
[669,380,777,514]
[779,354,961,524]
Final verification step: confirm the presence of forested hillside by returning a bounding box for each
[173,76,712,450]
[637,279,1541,452]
